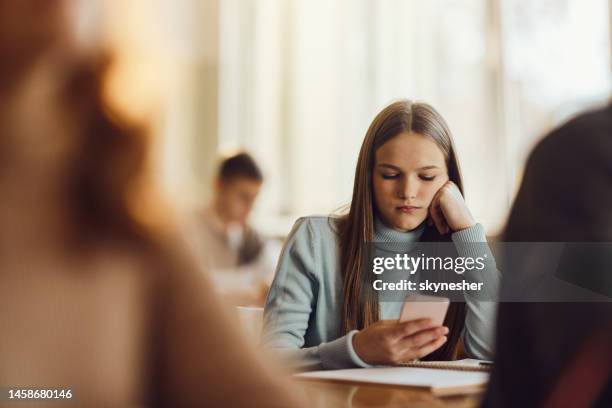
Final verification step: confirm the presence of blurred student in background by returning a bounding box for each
[483,105,612,407]
[0,1,301,406]
[263,100,500,371]
[186,152,280,306]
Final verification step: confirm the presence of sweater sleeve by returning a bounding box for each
[262,218,370,371]
[451,223,501,360]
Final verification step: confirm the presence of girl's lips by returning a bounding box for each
[396,206,421,213]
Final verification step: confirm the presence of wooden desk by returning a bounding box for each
[295,379,482,408]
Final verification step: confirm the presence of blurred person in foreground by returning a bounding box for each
[482,105,612,407]
[0,1,302,406]
[186,152,280,306]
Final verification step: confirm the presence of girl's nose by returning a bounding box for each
[397,178,417,200]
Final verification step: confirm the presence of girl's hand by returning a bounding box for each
[428,181,475,234]
[352,319,449,365]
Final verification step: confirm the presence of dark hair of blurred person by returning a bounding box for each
[482,105,612,407]
[218,152,263,183]
[0,1,302,406]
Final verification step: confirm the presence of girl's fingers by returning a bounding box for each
[416,335,448,359]
[437,206,450,234]
[430,205,447,234]
[393,318,436,338]
[429,182,452,234]
[399,326,448,348]
[400,335,448,362]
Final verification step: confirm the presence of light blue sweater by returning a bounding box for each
[263,216,500,371]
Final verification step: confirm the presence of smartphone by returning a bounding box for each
[399,294,450,326]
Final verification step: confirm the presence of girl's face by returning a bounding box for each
[373,132,449,231]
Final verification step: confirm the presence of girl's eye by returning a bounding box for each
[419,175,436,181]
[381,173,399,180]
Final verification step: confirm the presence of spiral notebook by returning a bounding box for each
[399,358,493,372]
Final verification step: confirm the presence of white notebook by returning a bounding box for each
[295,366,489,396]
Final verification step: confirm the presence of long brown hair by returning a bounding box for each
[62,56,156,247]
[337,100,466,360]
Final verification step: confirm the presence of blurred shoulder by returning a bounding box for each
[96,227,207,290]
[527,104,612,172]
[546,104,612,146]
